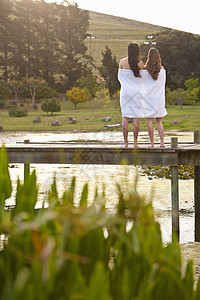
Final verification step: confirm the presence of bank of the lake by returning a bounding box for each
[0,103,200,131]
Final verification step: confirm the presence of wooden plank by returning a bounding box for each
[195,166,200,241]
[6,146,178,165]
[171,137,178,148]
[178,150,200,166]
[171,137,179,239]
[5,144,200,165]
[171,166,179,239]
[194,130,200,144]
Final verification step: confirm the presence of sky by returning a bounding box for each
[45,0,200,35]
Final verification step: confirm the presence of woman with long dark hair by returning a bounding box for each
[119,42,144,148]
[144,48,165,147]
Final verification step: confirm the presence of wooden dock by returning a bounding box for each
[3,130,200,241]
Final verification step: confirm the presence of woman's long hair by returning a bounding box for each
[128,43,141,77]
[145,48,161,80]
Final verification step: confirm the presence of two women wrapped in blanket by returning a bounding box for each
[118,43,167,148]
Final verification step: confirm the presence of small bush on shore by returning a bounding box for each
[41,98,61,115]
[8,106,28,117]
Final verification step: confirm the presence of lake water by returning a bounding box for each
[1,129,200,281]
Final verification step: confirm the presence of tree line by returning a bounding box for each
[0,0,90,92]
[0,0,120,104]
[141,30,200,91]
[1,0,200,108]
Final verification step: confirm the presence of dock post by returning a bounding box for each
[171,137,179,239]
[194,130,200,144]
[194,130,200,241]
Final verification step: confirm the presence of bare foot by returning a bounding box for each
[134,143,139,148]
[148,145,154,148]
[160,144,165,148]
[124,143,128,148]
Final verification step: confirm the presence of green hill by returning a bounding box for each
[85,11,168,67]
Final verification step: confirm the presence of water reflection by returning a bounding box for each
[0,130,195,145]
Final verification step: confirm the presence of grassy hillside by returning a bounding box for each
[85,11,168,67]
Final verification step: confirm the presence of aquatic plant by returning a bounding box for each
[142,165,194,180]
[0,145,200,299]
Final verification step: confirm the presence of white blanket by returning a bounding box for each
[118,68,167,118]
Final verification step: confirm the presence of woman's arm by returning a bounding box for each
[138,60,144,70]
[119,59,123,69]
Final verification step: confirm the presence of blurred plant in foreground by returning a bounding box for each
[0,145,199,300]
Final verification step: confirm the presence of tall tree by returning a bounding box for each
[13,0,38,79]
[25,77,43,108]
[56,1,89,90]
[153,30,200,90]
[99,46,120,96]
[0,79,12,100]
[0,0,14,82]
[34,1,58,84]
[10,80,23,101]
[0,1,90,89]
[77,66,98,98]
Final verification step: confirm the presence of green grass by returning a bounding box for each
[162,105,200,131]
[0,102,200,131]
[86,11,168,68]
[88,11,167,40]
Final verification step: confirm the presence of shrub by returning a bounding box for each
[41,98,61,115]
[9,100,17,106]
[0,79,12,100]
[66,87,90,109]
[36,83,58,100]
[0,101,5,109]
[33,104,38,110]
[165,88,174,105]
[8,106,28,117]
[93,88,110,109]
